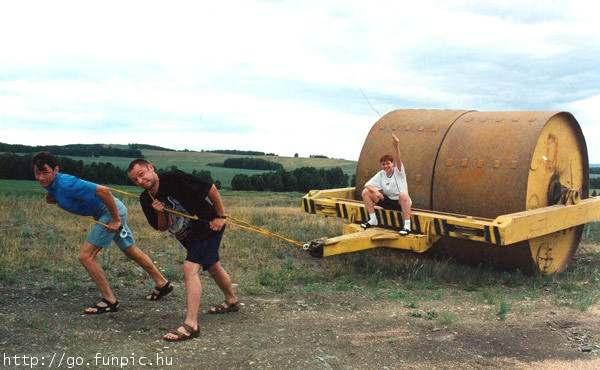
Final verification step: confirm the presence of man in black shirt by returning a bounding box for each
[128,159,239,342]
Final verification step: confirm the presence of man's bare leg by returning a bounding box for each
[208,262,237,304]
[362,188,376,214]
[79,242,117,312]
[399,192,412,221]
[163,261,201,340]
[122,245,168,287]
[361,188,382,226]
[399,192,413,234]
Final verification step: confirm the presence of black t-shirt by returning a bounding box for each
[139,170,219,241]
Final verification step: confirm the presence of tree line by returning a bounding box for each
[204,149,269,156]
[0,153,217,187]
[1,153,344,191]
[209,157,284,171]
[127,143,175,151]
[0,143,142,158]
[231,167,349,192]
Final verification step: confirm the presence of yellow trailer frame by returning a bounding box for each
[301,187,600,261]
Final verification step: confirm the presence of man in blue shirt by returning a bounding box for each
[32,152,173,314]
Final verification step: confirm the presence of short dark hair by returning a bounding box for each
[379,154,394,163]
[127,158,152,173]
[32,152,58,170]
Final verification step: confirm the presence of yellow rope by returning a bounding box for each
[108,186,199,220]
[54,209,119,235]
[106,186,139,198]
[227,215,305,248]
[106,186,304,248]
[90,218,111,228]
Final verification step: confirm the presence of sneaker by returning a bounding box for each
[360,222,372,229]
[399,228,410,236]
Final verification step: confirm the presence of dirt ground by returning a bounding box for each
[1,275,599,370]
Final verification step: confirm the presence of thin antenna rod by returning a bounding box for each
[359,87,381,117]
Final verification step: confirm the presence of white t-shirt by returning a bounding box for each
[365,164,408,200]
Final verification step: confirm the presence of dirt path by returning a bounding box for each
[2,279,599,369]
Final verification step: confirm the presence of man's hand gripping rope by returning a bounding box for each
[108,186,315,251]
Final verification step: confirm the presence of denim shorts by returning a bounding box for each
[87,198,135,250]
[181,230,224,271]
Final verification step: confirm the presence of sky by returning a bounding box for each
[1,0,599,161]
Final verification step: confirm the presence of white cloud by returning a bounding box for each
[0,0,599,161]
[566,94,600,163]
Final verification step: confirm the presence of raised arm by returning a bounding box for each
[392,133,402,168]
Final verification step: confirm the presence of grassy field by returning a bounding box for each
[1,180,599,367]
[1,179,600,310]
[66,149,357,188]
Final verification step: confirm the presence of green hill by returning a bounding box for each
[66,149,357,187]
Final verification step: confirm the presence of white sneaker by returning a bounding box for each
[399,228,410,236]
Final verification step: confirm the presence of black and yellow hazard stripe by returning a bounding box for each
[331,201,408,229]
[302,197,317,214]
[412,215,421,234]
[483,225,502,245]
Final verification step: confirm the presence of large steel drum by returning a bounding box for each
[355,109,588,273]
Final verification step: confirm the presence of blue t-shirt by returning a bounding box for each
[46,173,103,217]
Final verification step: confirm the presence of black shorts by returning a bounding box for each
[377,195,401,211]
[181,231,224,271]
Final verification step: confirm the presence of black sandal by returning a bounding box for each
[163,323,199,342]
[208,301,240,314]
[84,298,119,314]
[146,281,173,301]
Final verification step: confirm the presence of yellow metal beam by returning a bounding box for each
[321,227,436,257]
[302,188,600,248]
[493,197,600,245]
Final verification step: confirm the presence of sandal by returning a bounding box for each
[163,323,199,342]
[84,298,119,314]
[146,281,173,301]
[208,301,240,314]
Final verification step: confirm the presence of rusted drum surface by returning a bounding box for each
[355,109,470,208]
[433,111,588,217]
[356,110,588,273]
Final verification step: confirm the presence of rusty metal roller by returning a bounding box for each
[433,111,588,273]
[356,109,588,273]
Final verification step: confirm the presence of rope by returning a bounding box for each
[89,218,129,238]
[106,186,305,249]
[107,186,139,198]
[109,186,198,220]
[227,215,305,248]
[51,208,129,238]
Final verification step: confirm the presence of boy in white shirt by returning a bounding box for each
[360,134,413,235]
